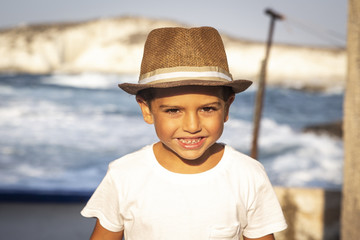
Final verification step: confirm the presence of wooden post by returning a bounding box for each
[341,0,360,238]
[251,9,283,159]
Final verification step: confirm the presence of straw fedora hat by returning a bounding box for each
[118,26,252,95]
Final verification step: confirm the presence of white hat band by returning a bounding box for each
[139,66,233,84]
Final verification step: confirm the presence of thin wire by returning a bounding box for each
[282,15,346,48]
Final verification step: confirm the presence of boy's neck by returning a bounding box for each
[153,142,225,174]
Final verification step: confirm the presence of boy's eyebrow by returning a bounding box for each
[159,104,182,109]
[159,101,222,109]
[204,101,222,106]
[199,102,223,108]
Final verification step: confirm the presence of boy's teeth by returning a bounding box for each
[179,138,201,144]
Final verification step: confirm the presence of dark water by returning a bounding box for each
[0,73,344,193]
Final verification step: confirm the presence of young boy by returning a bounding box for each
[81,27,287,240]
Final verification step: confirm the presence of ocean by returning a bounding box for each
[0,73,344,195]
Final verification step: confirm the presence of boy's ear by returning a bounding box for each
[224,94,235,122]
[136,96,154,124]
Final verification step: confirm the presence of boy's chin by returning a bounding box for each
[167,143,220,164]
[172,149,207,162]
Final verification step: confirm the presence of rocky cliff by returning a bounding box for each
[0,17,346,91]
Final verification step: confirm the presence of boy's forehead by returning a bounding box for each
[152,86,224,99]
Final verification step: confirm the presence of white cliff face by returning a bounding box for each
[0,17,184,74]
[223,36,346,91]
[0,17,346,90]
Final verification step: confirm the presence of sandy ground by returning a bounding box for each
[0,202,96,240]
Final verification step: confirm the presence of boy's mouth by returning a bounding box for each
[177,137,205,149]
[178,138,202,144]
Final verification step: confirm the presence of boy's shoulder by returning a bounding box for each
[225,145,264,168]
[223,145,267,178]
[108,144,154,172]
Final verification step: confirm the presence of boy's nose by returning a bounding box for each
[182,112,201,133]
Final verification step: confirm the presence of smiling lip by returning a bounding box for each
[177,137,206,149]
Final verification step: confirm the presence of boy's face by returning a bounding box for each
[137,86,234,163]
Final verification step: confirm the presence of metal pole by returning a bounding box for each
[251,9,283,159]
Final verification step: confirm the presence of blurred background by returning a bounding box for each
[0,0,347,239]
[0,0,347,47]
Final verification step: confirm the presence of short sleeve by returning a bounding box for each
[81,169,124,232]
[242,169,287,238]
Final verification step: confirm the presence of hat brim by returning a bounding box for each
[118,79,252,95]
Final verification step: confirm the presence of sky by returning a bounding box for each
[0,0,347,47]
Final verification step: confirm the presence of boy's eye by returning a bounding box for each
[203,107,215,112]
[201,107,217,112]
[165,108,180,114]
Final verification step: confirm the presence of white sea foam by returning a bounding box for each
[40,73,138,89]
[221,118,343,188]
[0,73,344,191]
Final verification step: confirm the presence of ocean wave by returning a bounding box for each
[40,73,138,89]
[222,118,343,189]
[0,73,344,191]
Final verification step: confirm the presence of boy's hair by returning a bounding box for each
[137,86,234,108]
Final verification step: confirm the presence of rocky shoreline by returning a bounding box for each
[303,121,343,138]
[0,16,347,92]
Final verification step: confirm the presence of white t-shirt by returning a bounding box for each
[81,144,287,239]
